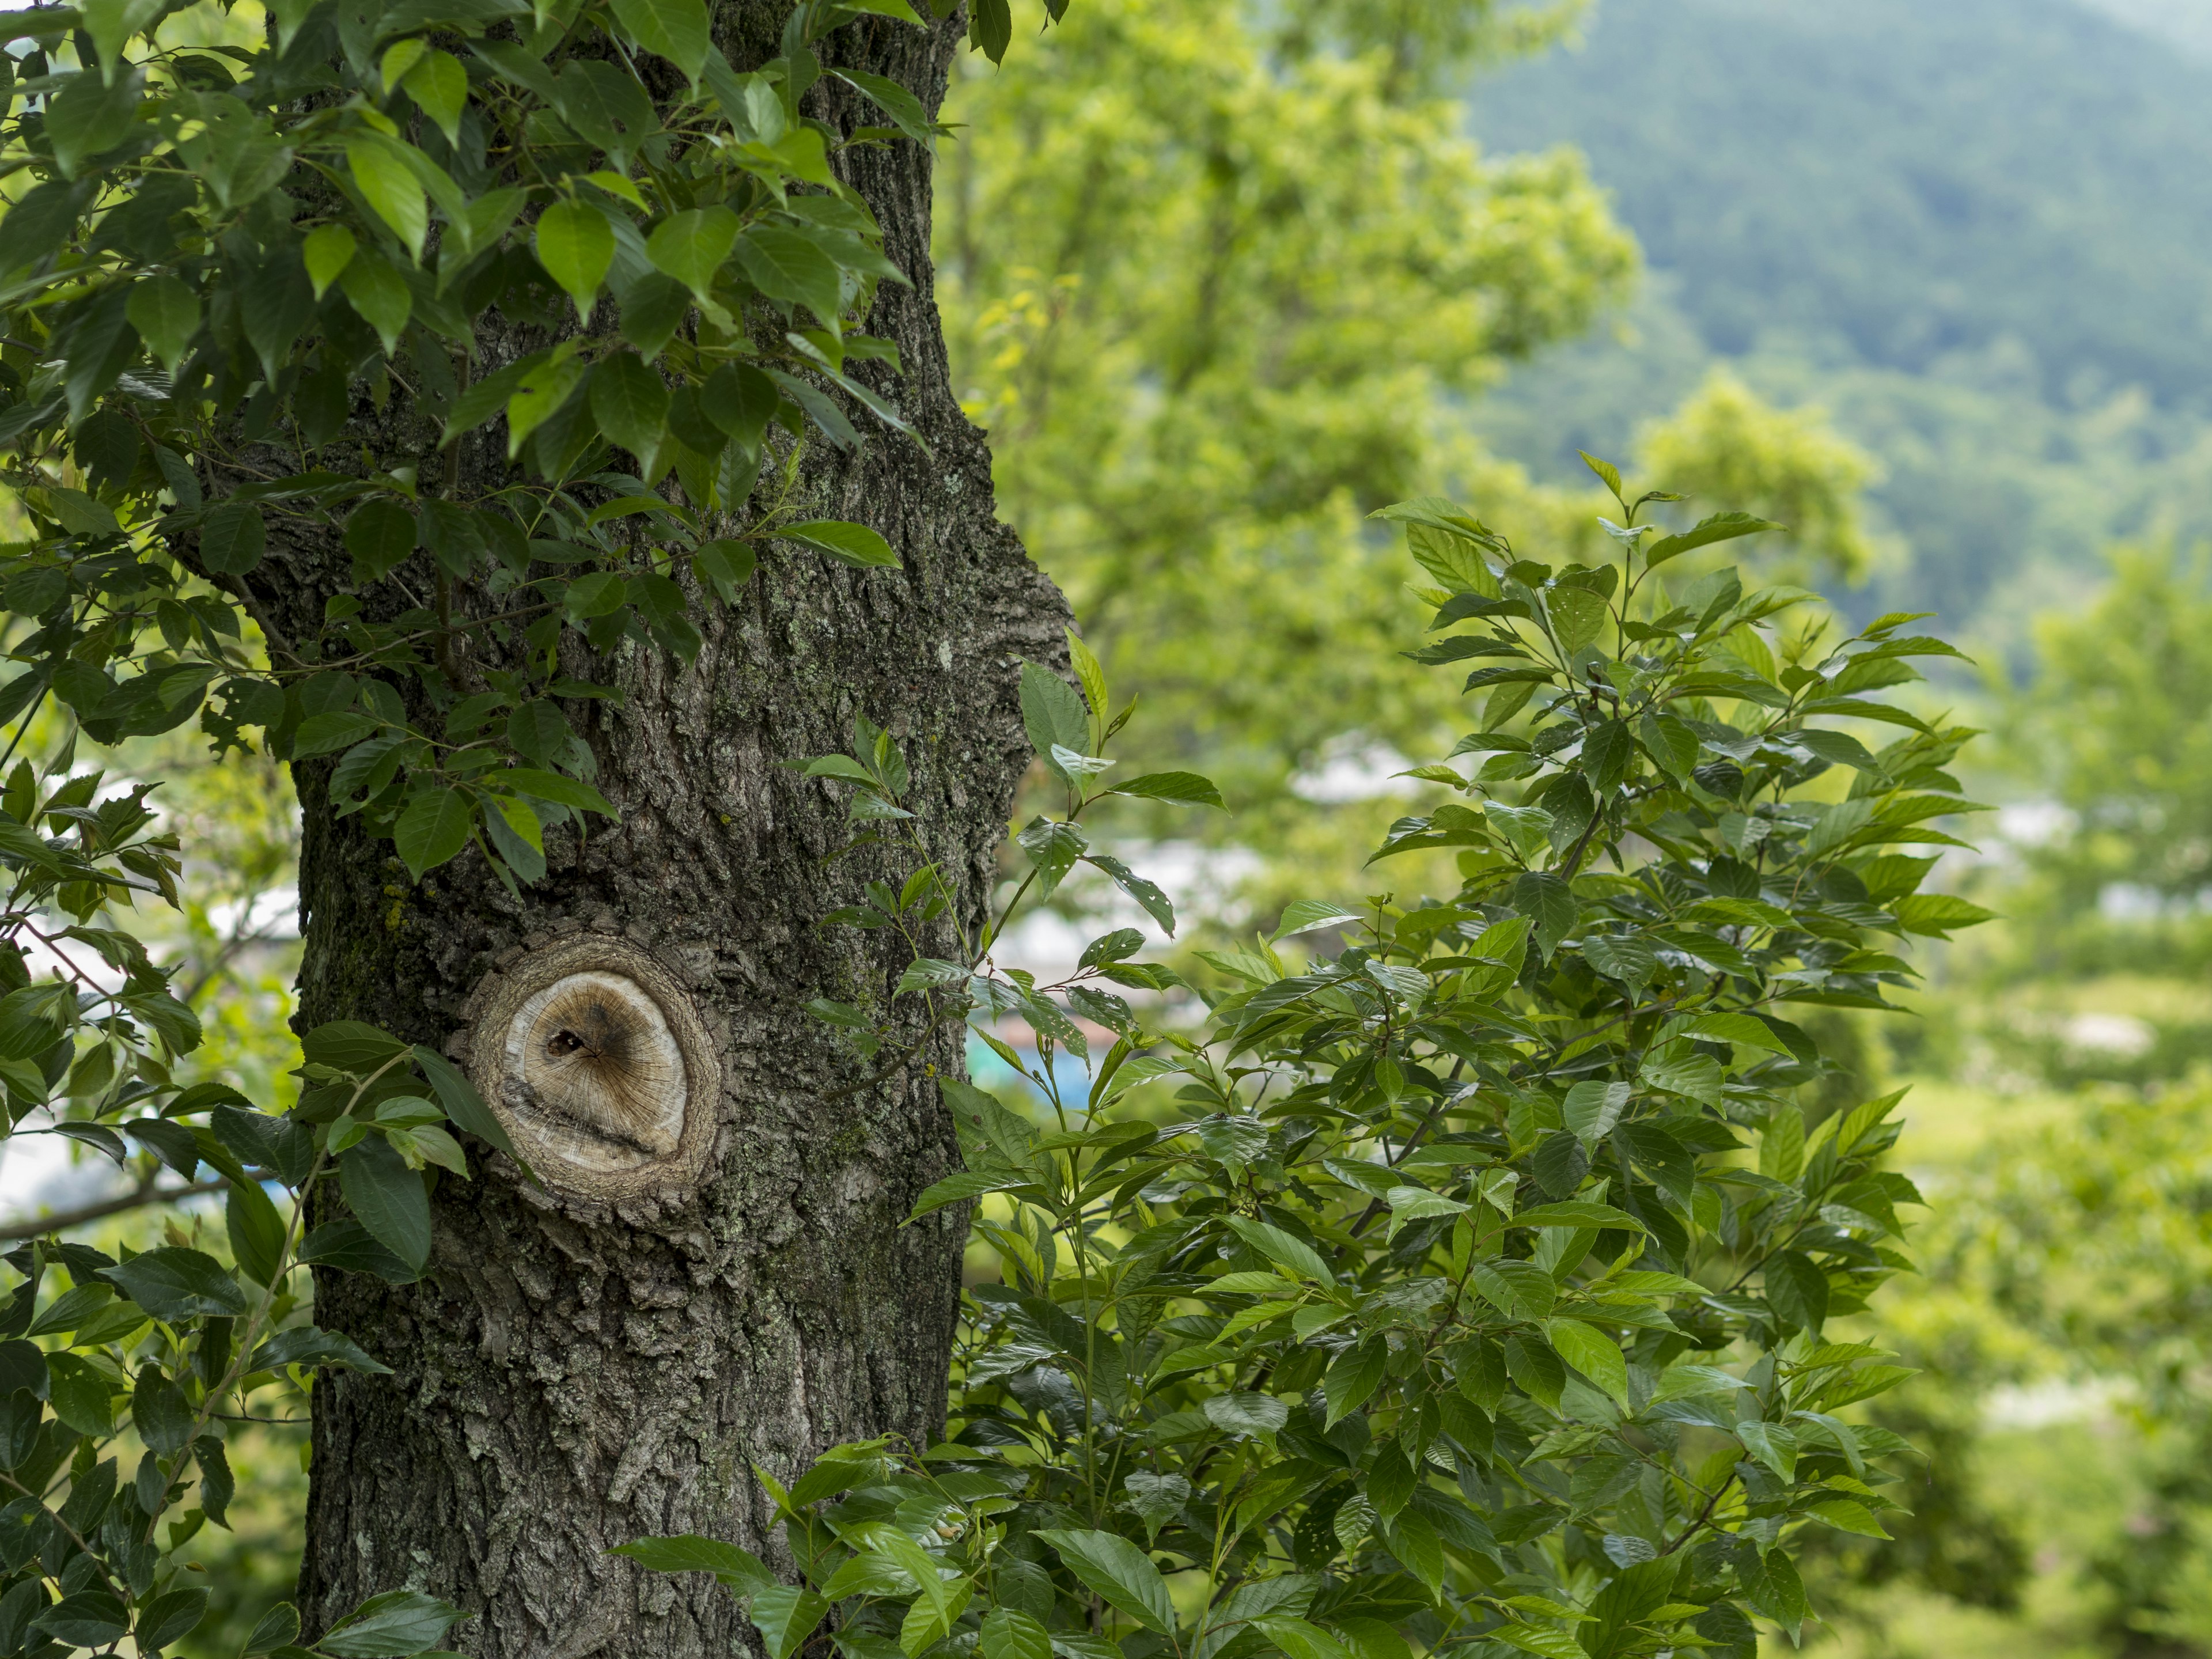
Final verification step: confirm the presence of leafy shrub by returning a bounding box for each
[620,467,1988,1659]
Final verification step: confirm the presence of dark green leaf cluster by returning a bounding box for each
[631,465,1988,1658]
[0,0,1056,885]
[0,775,512,1658]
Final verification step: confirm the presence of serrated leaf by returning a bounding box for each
[1109,771,1225,809]
[1033,1529,1173,1633]
[339,1133,431,1272]
[611,0,708,75]
[535,199,615,321]
[393,786,473,878]
[776,518,899,567]
[100,1248,248,1320]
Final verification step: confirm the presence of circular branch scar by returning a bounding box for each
[465,937,721,1200]
[502,972,684,1165]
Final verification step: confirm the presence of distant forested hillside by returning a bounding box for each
[1464,0,2212,639]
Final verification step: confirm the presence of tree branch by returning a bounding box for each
[0,1173,227,1241]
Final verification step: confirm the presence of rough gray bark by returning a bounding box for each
[267,9,1067,1654]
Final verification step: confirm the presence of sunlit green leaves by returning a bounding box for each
[647,206,741,302]
[535,200,616,321]
[346,134,430,259]
[611,0,709,78]
[340,250,414,353]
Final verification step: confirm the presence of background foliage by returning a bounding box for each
[631,475,1983,1659]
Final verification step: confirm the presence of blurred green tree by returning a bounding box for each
[2012,544,2212,913]
[1637,370,1891,585]
[938,0,1637,812]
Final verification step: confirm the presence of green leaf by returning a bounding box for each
[46,1353,114,1434]
[339,250,414,355]
[394,786,474,878]
[1889,893,1997,937]
[611,0,707,75]
[295,1220,415,1282]
[838,0,926,24]
[1806,1497,1892,1539]
[1547,586,1608,653]
[831,65,935,146]
[1088,853,1175,934]
[127,1373,192,1466]
[748,1585,830,1659]
[1639,1043,1724,1107]
[1488,1623,1590,1659]
[647,206,740,301]
[200,500,267,576]
[589,351,672,465]
[248,1324,393,1374]
[492,768,619,817]
[1512,1201,1642,1232]
[35,1592,130,1650]
[981,1609,1053,1659]
[135,1586,210,1652]
[47,66,143,177]
[1563,1080,1628,1147]
[611,1535,775,1593]
[1581,930,1656,990]
[346,498,419,582]
[100,1248,249,1320]
[402,48,468,145]
[775,518,899,567]
[1323,1340,1387,1427]
[1512,872,1578,961]
[302,1020,411,1071]
[736,225,844,327]
[1386,1185,1467,1238]
[1254,1618,1353,1659]
[1109,771,1226,809]
[969,0,1010,60]
[1646,511,1784,568]
[1033,1529,1174,1634]
[535,200,616,321]
[1221,1215,1332,1283]
[1271,900,1361,941]
[1674,1011,1791,1052]
[411,1043,532,1177]
[339,1133,432,1272]
[245,1604,301,1655]
[226,1177,290,1286]
[1020,661,1090,777]
[82,0,162,73]
[1543,1318,1631,1409]
[126,275,199,371]
[507,351,589,456]
[319,1591,465,1659]
[908,1168,1035,1219]
[346,135,429,260]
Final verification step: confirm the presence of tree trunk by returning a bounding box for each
[271,9,1065,1654]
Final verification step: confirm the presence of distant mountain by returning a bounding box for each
[1461,0,2212,639]
[1467,0,2212,411]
